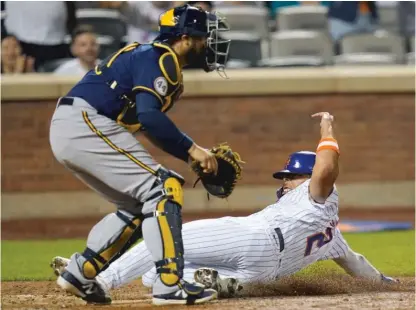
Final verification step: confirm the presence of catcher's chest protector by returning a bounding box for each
[66,42,184,134]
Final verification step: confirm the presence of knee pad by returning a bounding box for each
[156,167,185,206]
[163,175,184,207]
[82,211,143,279]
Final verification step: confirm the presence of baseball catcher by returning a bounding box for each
[50,112,398,302]
[49,4,234,306]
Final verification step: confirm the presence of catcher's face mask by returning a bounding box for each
[205,12,231,78]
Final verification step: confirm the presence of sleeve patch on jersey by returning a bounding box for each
[154,77,168,96]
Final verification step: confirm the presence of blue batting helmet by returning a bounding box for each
[273,151,316,180]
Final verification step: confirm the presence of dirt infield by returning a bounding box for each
[2,208,415,240]
[2,275,415,309]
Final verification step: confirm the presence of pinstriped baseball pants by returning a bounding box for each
[97,216,281,290]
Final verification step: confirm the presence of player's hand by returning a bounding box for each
[311,112,335,138]
[311,112,334,124]
[188,144,218,175]
[381,274,400,284]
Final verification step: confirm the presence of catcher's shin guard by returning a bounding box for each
[142,168,185,288]
[79,211,143,279]
[154,198,184,286]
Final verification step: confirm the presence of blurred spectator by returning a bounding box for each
[54,26,100,75]
[99,1,128,9]
[328,1,379,42]
[1,36,35,74]
[398,1,415,37]
[267,1,330,17]
[104,1,172,44]
[3,1,76,70]
[1,1,6,40]
[215,1,263,7]
[187,1,213,12]
[75,1,128,9]
[75,1,102,9]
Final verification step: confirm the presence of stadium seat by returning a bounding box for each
[334,53,400,65]
[76,9,127,46]
[378,4,399,33]
[225,59,252,69]
[276,5,328,32]
[259,30,333,67]
[218,6,270,39]
[335,31,405,65]
[220,31,263,67]
[37,58,74,73]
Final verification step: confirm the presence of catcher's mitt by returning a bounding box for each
[191,143,244,199]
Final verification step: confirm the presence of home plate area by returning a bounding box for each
[2,276,414,309]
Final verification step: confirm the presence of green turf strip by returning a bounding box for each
[2,231,414,281]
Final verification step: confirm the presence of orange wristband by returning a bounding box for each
[317,138,340,154]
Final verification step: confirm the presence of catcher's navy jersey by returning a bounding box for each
[66,42,192,162]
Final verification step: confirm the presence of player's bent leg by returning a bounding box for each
[96,238,154,291]
[141,169,217,305]
[50,237,154,292]
[57,210,143,304]
[95,215,269,294]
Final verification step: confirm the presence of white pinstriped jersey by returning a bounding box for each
[249,179,340,278]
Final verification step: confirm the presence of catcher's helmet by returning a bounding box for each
[156,5,230,74]
[273,151,316,180]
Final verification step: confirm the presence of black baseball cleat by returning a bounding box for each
[57,270,112,305]
[152,282,217,306]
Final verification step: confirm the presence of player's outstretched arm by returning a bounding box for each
[309,112,340,203]
[333,247,381,280]
[333,247,398,283]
